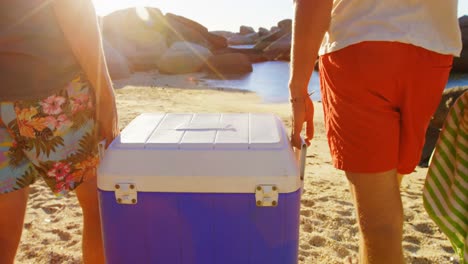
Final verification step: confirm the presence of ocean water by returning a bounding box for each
[202,61,468,103]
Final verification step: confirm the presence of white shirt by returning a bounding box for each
[319,0,463,56]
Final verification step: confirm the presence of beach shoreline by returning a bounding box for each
[113,70,256,94]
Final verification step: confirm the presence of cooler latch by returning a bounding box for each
[255,185,279,207]
[114,183,138,205]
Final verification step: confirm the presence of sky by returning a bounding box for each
[92,0,468,32]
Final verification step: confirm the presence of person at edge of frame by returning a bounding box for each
[288,0,462,263]
[0,1,118,263]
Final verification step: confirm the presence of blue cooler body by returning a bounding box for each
[98,113,305,264]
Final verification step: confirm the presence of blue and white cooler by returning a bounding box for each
[97,113,306,264]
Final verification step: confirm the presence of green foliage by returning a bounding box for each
[14,165,37,189]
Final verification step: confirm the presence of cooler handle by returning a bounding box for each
[98,140,107,160]
[176,122,233,131]
[295,137,308,181]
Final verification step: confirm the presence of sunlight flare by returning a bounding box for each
[136,6,150,21]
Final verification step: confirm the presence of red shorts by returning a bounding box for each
[319,41,453,174]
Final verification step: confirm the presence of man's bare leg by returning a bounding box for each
[75,175,105,264]
[0,187,29,264]
[397,173,404,187]
[346,169,405,264]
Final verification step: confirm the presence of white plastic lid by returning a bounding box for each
[116,113,283,150]
[98,113,302,193]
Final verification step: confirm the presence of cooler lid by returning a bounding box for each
[98,113,303,194]
[116,113,283,150]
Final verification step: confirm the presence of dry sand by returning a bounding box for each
[15,72,458,264]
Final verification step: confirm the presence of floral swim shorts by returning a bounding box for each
[0,74,100,196]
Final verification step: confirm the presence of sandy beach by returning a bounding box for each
[15,72,457,264]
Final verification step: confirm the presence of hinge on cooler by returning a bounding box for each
[114,183,138,205]
[255,185,279,207]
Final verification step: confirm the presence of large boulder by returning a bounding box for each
[163,14,209,48]
[102,7,166,35]
[419,86,468,166]
[211,31,236,39]
[214,47,267,63]
[166,13,207,33]
[105,33,167,71]
[102,7,168,71]
[277,19,292,32]
[102,39,131,80]
[143,7,167,32]
[163,13,227,50]
[228,33,259,45]
[240,26,255,35]
[157,42,213,74]
[270,26,280,33]
[254,27,290,51]
[263,32,291,61]
[430,86,468,129]
[452,16,468,73]
[453,50,468,73]
[204,53,253,75]
[258,27,270,37]
[255,19,292,52]
[419,126,442,167]
[203,32,228,50]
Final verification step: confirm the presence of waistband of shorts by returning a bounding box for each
[321,41,453,60]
